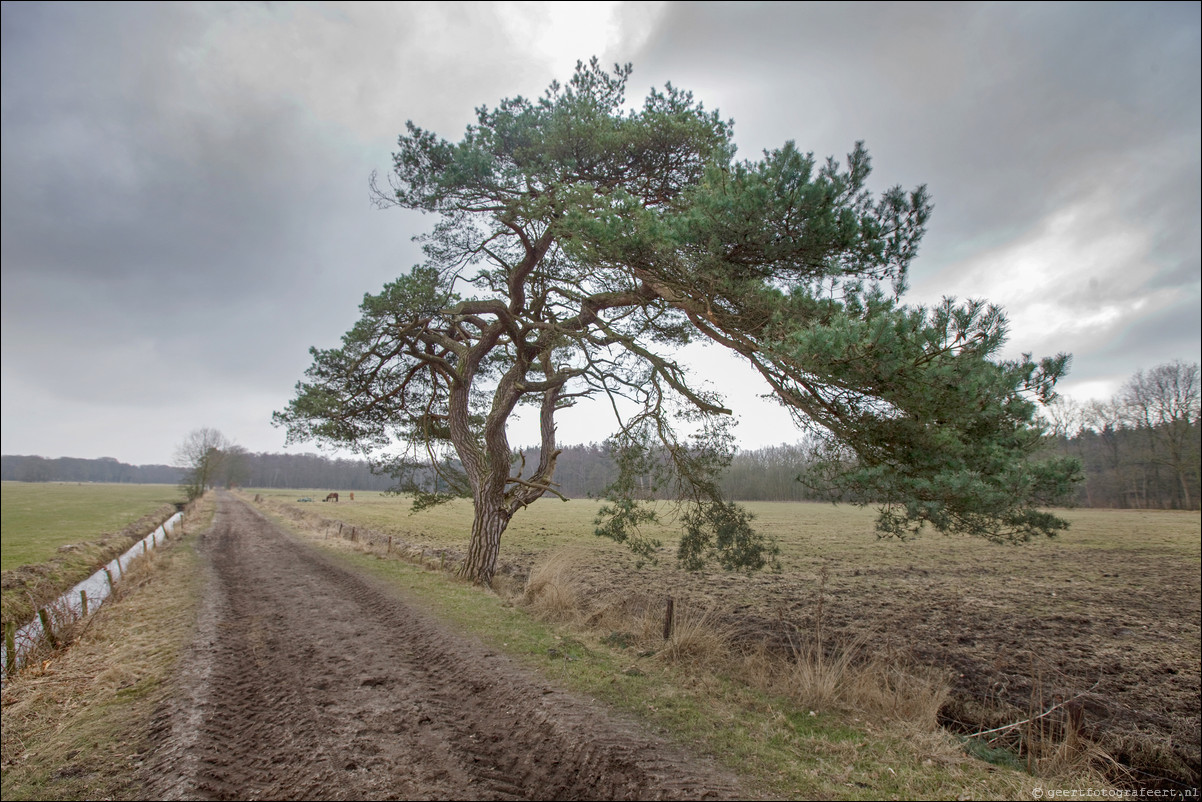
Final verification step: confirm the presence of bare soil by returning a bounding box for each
[538,530,1202,793]
[142,492,742,801]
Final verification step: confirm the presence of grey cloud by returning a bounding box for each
[2,2,1197,462]
[631,2,1199,236]
[1098,291,1202,363]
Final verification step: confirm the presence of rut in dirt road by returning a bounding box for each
[144,491,741,801]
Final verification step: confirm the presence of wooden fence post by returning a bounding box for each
[38,609,58,649]
[80,590,88,617]
[104,568,115,591]
[663,597,675,641]
[4,621,16,673]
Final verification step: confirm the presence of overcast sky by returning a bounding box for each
[2,1,1199,466]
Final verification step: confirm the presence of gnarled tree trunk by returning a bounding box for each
[460,499,508,585]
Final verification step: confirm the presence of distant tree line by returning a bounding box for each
[1041,360,1200,510]
[6,362,1196,508]
[227,451,397,491]
[511,442,821,502]
[0,450,397,491]
[1,444,819,500]
[0,455,181,484]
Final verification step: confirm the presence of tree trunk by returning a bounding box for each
[460,501,509,585]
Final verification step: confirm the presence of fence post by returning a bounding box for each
[387,536,392,555]
[4,621,16,673]
[38,609,58,649]
[80,590,89,617]
[663,597,675,640]
[104,568,115,591]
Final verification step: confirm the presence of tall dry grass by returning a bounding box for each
[659,604,732,666]
[522,549,586,621]
[739,634,949,728]
[957,671,1131,788]
[519,548,950,731]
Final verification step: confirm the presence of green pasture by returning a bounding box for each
[250,488,1202,573]
[0,482,183,570]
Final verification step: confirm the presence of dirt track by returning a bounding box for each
[143,492,740,801]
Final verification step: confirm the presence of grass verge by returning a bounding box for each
[0,483,184,570]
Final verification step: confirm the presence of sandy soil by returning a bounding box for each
[142,492,741,801]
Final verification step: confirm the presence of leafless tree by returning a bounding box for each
[175,428,231,501]
[1121,361,1201,509]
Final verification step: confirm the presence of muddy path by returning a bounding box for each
[143,492,741,801]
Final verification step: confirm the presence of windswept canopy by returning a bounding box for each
[276,60,1079,584]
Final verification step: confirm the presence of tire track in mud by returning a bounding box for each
[144,492,740,801]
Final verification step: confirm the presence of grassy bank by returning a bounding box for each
[1,483,183,570]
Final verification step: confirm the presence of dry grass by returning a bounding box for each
[517,548,948,734]
[521,550,734,665]
[659,604,733,666]
[748,637,951,727]
[956,670,1135,789]
[522,549,585,620]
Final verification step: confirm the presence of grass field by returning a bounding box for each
[252,489,1201,791]
[1,482,184,570]
[1,482,184,628]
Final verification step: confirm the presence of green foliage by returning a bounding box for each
[593,497,661,564]
[590,409,780,570]
[678,501,778,572]
[779,294,1082,541]
[277,58,1078,581]
[568,112,1079,542]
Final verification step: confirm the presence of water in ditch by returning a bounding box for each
[1,512,183,679]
